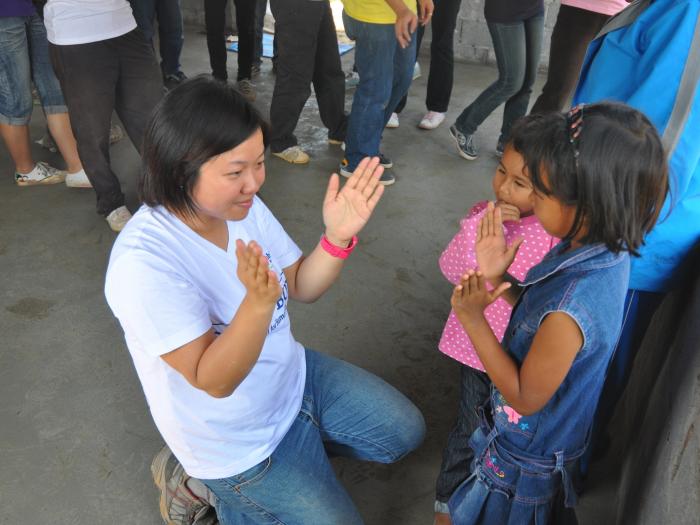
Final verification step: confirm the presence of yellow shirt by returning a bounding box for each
[342,0,417,25]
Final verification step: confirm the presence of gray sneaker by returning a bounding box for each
[449,125,478,160]
[235,79,256,102]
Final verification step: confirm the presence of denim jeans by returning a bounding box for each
[434,366,490,514]
[0,15,67,125]
[343,11,417,170]
[201,348,426,524]
[127,0,184,76]
[455,14,544,142]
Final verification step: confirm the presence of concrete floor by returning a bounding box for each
[0,29,617,525]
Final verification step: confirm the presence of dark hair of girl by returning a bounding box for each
[508,102,669,255]
[139,75,269,217]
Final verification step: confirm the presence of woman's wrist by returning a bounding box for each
[320,233,358,259]
[323,231,352,248]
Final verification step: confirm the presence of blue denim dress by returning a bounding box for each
[449,242,630,524]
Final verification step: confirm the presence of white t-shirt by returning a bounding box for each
[44,0,137,45]
[105,198,306,479]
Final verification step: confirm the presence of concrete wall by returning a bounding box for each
[179,0,562,67]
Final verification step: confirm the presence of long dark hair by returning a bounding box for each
[509,102,669,255]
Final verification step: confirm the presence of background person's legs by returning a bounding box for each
[204,0,229,81]
[155,0,185,78]
[529,6,609,114]
[232,0,256,81]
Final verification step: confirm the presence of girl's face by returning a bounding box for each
[191,129,266,223]
[529,172,579,242]
[492,145,534,216]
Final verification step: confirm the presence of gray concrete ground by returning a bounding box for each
[0,29,616,524]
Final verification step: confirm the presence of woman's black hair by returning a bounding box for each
[139,75,269,217]
[508,102,669,255]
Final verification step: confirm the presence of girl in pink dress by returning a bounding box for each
[432,144,557,525]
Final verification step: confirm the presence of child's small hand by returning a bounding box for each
[451,270,511,322]
[235,239,281,309]
[476,202,523,282]
[495,202,521,223]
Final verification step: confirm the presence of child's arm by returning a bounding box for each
[452,271,583,416]
[475,202,524,306]
[284,157,384,303]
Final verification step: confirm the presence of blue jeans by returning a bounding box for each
[455,15,544,142]
[342,11,417,170]
[201,348,426,524]
[128,0,184,76]
[0,15,67,125]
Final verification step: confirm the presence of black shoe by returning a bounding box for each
[449,125,478,160]
[163,71,187,91]
[378,153,393,169]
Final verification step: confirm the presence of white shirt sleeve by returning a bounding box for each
[105,253,212,357]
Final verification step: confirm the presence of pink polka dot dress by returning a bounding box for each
[438,201,559,372]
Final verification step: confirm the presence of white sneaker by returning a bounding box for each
[419,111,446,130]
[413,62,422,80]
[386,112,400,129]
[35,131,57,152]
[65,169,92,188]
[272,146,310,164]
[109,122,124,144]
[106,205,132,232]
[15,161,66,186]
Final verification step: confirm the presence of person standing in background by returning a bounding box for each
[529,0,629,114]
[204,0,257,102]
[128,0,188,91]
[45,0,163,232]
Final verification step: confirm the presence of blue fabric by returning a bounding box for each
[573,0,700,292]
[228,33,355,58]
[449,242,630,522]
[128,0,184,76]
[0,15,67,125]
[201,348,426,525]
[341,11,416,171]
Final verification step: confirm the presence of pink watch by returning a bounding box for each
[320,235,358,259]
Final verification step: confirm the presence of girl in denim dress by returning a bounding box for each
[446,103,669,524]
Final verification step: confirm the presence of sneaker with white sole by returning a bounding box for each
[35,131,58,152]
[15,161,66,186]
[151,444,218,525]
[386,112,400,129]
[419,111,446,130]
[272,146,310,164]
[345,70,360,89]
[65,169,92,188]
[235,79,256,102]
[109,122,124,144]
[106,205,132,232]
[449,125,478,160]
[339,158,396,185]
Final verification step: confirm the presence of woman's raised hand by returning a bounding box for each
[475,201,523,282]
[235,239,281,309]
[322,157,385,247]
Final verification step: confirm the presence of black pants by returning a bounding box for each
[49,29,162,216]
[435,365,491,506]
[395,0,462,114]
[529,5,609,114]
[268,0,346,152]
[205,0,256,81]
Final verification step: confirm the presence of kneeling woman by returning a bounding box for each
[105,77,425,524]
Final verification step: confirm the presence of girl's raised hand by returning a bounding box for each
[496,202,521,223]
[476,201,523,282]
[451,270,511,321]
[322,157,385,246]
[235,239,281,309]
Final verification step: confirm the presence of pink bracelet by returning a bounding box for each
[320,235,358,259]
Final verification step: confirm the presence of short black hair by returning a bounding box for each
[139,75,269,217]
[508,102,669,255]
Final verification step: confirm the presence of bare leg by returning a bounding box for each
[46,112,82,173]
[0,123,35,173]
